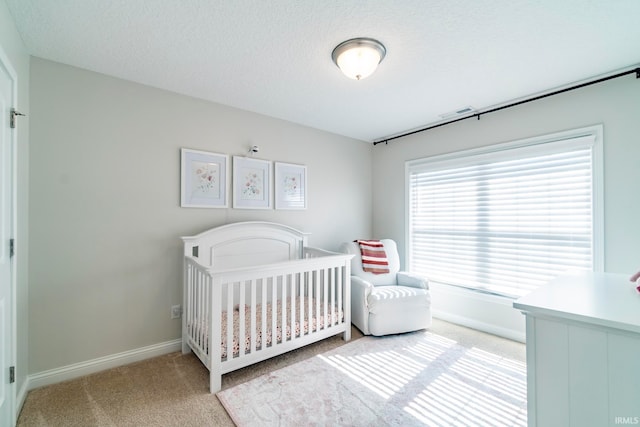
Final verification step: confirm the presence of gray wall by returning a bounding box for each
[29,57,372,373]
[24,42,640,374]
[372,73,640,338]
[372,74,640,272]
[0,0,30,406]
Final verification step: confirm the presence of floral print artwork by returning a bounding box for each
[181,149,228,208]
[191,161,220,199]
[241,168,264,200]
[282,173,300,200]
[232,157,271,208]
[275,163,306,209]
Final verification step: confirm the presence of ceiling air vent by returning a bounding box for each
[439,106,476,120]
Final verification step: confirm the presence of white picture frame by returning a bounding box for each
[275,162,307,210]
[233,156,272,209]
[181,148,229,208]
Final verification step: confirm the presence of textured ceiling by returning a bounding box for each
[6,0,640,142]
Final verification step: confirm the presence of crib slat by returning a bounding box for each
[226,282,233,361]
[343,261,352,340]
[206,273,220,391]
[299,272,305,337]
[182,266,195,346]
[239,281,246,357]
[204,273,210,349]
[329,267,335,327]
[333,268,337,325]
[325,267,331,327]
[250,279,257,354]
[197,270,204,349]
[290,273,296,340]
[282,274,287,342]
[188,266,194,344]
[323,268,328,329]
[261,278,267,351]
[205,272,211,352]
[324,268,334,328]
[191,270,199,346]
[307,271,312,333]
[182,264,190,354]
[337,266,343,326]
[271,275,277,347]
[187,265,194,345]
[315,270,320,332]
[203,270,208,349]
[287,274,292,340]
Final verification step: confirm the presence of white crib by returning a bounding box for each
[181,221,353,393]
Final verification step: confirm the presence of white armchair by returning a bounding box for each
[340,239,432,336]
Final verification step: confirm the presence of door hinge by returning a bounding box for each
[9,366,15,384]
[10,108,26,129]
[9,238,14,258]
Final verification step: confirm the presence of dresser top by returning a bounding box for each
[513,271,640,334]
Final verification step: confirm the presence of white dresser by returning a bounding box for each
[513,272,640,427]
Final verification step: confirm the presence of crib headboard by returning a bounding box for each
[182,221,310,270]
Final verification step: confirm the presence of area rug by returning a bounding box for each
[217,330,527,426]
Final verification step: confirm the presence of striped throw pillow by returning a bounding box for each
[355,240,390,274]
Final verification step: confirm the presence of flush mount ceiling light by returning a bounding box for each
[331,38,386,81]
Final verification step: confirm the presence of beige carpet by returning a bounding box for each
[218,329,527,426]
[17,319,524,426]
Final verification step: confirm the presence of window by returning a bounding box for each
[406,126,603,298]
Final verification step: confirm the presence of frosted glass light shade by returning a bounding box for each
[332,38,386,80]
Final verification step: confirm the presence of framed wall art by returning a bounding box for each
[181,148,229,208]
[275,162,307,210]
[233,156,272,209]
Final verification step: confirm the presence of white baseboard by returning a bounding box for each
[26,339,182,391]
[433,310,526,343]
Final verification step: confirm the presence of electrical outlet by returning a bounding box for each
[171,304,182,319]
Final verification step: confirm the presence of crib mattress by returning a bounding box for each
[189,297,343,360]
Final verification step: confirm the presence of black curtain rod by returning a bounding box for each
[373,67,640,146]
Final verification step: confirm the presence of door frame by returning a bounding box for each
[0,43,18,426]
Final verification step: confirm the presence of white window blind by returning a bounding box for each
[407,129,602,298]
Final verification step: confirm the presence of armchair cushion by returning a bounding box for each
[367,286,431,336]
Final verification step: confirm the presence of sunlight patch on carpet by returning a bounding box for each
[217,331,526,426]
[319,350,427,399]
